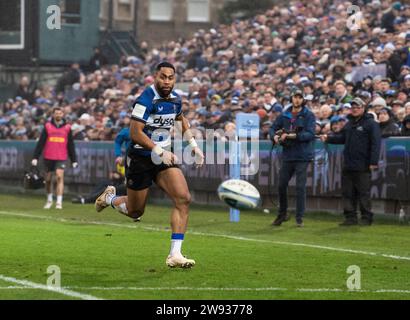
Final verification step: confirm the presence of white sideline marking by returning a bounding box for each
[1,286,409,294]
[0,275,103,300]
[48,286,410,294]
[1,210,410,262]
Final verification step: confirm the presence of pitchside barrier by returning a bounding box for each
[0,138,409,214]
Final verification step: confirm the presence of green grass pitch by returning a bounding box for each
[0,194,409,300]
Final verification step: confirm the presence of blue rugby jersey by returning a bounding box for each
[128,84,182,157]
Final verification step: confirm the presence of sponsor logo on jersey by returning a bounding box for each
[151,115,175,127]
[49,137,65,143]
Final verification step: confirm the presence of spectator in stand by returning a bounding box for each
[319,104,334,127]
[381,2,403,34]
[405,102,410,116]
[403,74,410,94]
[370,97,388,115]
[260,121,272,140]
[55,63,83,94]
[15,76,35,104]
[383,46,403,82]
[401,115,410,136]
[329,116,342,134]
[89,47,109,72]
[391,99,404,120]
[0,0,409,143]
[378,107,401,137]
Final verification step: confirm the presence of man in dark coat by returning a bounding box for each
[321,97,381,226]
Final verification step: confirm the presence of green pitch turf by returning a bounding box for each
[0,194,409,300]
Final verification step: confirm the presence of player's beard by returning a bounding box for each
[156,84,173,98]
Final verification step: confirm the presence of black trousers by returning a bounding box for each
[278,161,309,221]
[342,170,373,221]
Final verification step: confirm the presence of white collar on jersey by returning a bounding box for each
[151,84,177,101]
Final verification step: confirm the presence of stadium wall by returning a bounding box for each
[0,0,39,66]
[38,0,101,64]
[0,139,409,215]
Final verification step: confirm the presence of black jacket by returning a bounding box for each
[387,52,403,82]
[327,113,381,171]
[379,119,400,138]
[89,52,108,71]
[402,115,410,136]
[381,10,396,33]
[15,85,34,104]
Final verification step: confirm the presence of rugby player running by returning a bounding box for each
[95,62,204,268]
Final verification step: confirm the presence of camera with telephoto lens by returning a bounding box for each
[275,128,297,147]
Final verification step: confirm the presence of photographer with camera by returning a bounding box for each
[269,88,316,227]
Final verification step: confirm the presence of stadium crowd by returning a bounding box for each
[1,0,410,141]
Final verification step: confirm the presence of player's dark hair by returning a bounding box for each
[52,107,63,113]
[156,61,175,73]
